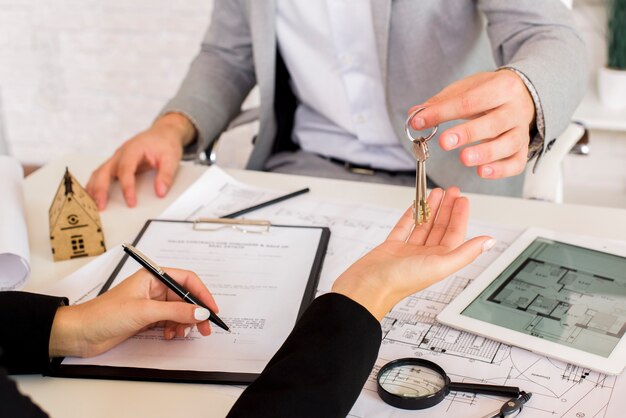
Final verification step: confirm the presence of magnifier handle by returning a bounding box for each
[449,382,520,398]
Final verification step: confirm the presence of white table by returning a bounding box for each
[15,155,626,418]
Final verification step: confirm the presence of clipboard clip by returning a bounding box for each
[193,218,271,234]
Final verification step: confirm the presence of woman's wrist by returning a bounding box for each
[331,275,397,322]
[49,306,85,358]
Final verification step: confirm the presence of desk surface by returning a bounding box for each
[15,155,626,418]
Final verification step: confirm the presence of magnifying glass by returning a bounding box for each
[377,358,521,410]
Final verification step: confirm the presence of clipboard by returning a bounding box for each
[49,218,330,384]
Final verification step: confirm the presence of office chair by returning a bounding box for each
[197,50,295,167]
[522,123,587,203]
[196,107,259,166]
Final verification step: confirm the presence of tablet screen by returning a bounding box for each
[462,238,626,358]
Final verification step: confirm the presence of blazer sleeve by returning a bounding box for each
[478,0,587,163]
[227,293,382,418]
[0,291,67,375]
[161,0,257,156]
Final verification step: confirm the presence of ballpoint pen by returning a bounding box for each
[122,243,231,333]
[220,187,310,219]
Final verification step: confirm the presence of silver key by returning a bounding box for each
[412,139,430,226]
[405,107,438,227]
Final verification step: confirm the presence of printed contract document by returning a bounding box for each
[55,219,329,383]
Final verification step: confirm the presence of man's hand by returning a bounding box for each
[86,113,196,210]
[332,187,494,321]
[409,70,536,179]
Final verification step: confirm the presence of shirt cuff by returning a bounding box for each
[498,66,546,172]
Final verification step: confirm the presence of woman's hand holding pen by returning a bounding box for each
[49,268,218,358]
[332,187,495,321]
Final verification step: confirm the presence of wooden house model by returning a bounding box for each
[49,168,106,261]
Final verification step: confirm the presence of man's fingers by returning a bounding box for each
[154,155,179,198]
[411,83,506,129]
[476,149,528,179]
[117,151,144,208]
[425,187,461,247]
[438,107,516,151]
[86,161,116,210]
[409,70,528,130]
[460,127,527,168]
[410,73,493,112]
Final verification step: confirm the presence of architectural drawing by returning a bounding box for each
[486,258,626,354]
[161,167,626,417]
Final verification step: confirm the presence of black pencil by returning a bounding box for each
[221,187,310,219]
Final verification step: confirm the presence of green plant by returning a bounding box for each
[608,0,626,70]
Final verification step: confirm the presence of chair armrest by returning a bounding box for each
[228,108,260,130]
[196,107,260,166]
[523,123,586,202]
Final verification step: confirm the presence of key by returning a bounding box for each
[412,139,430,226]
[405,106,438,227]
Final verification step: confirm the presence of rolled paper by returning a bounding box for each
[0,155,30,290]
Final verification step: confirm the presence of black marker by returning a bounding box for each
[122,243,230,333]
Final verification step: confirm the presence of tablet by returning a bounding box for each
[438,227,626,375]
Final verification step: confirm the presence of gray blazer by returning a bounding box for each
[163,0,586,196]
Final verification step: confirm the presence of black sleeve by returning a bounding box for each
[227,293,382,418]
[0,367,49,418]
[0,291,67,374]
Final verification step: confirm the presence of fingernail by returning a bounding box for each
[157,182,168,197]
[445,134,458,149]
[413,117,425,129]
[125,194,136,207]
[184,327,191,338]
[482,166,494,177]
[194,307,210,321]
[482,238,497,252]
[466,151,477,164]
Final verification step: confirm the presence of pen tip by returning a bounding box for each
[227,329,232,334]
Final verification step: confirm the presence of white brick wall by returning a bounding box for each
[0,0,214,164]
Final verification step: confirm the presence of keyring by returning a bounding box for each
[405,107,438,144]
[377,358,521,410]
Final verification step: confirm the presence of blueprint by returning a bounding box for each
[51,167,626,417]
[165,167,626,417]
[463,237,626,358]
